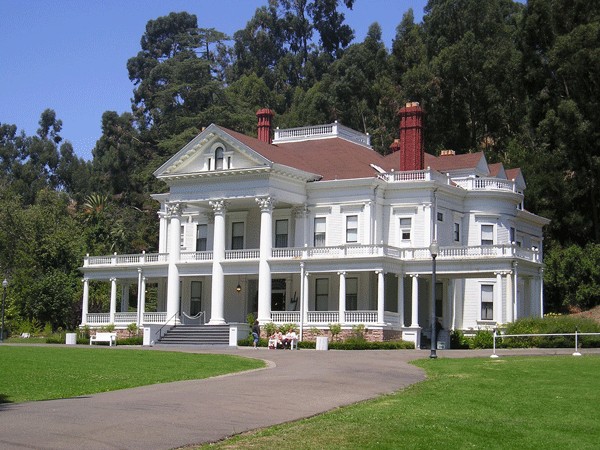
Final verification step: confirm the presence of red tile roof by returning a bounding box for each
[221,126,521,183]
[221,126,385,181]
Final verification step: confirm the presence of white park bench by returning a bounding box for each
[90,332,117,346]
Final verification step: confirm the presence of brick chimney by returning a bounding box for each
[256,108,274,144]
[398,102,424,171]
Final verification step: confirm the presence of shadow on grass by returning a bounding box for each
[0,393,13,406]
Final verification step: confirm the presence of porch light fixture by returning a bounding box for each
[429,240,439,359]
[1,278,8,343]
[236,284,242,293]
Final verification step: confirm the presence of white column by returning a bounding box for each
[506,271,513,323]
[377,271,385,324]
[397,274,405,328]
[81,278,89,325]
[445,279,453,330]
[109,277,117,324]
[303,271,309,324]
[136,269,143,326]
[449,279,456,330]
[539,268,545,317]
[158,212,168,253]
[495,272,503,324]
[513,263,519,321]
[411,275,419,327]
[166,203,183,323]
[121,284,129,312]
[256,197,274,323]
[338,271,346,324]
[299,263,305,340]
[208,200,227,325]
[140,276,146,324]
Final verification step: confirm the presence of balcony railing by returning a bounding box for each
[84,244,540,268]
[453,176,516,192]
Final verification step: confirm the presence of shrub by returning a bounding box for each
[345,324,367,345]
[126,323,139,337]
[79,325,90,339]
[450,330,470,349]
[262,322,277,337]
[328,323,342,341]
[101,323,116,332]
[279,323,296,334]
[502,316,600,348]
[238,336,268,347]
[470,330,494,349]
[117,336,143,345]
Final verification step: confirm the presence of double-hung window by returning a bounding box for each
[275,219,288,248]
[314,217,326,247]
[346,278,358,310]
[481,224,494,246]
[346,215,358,243]
[315,278,329,311]
[453,222,460,242]
[196,224,207,251]
[400,218,412,241]
[231,222,244,250]
[481,285,494,320]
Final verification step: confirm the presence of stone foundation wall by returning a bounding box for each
[300,328,403,343]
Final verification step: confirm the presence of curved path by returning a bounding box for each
[1,346,427,450]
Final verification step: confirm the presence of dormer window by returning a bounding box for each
[215,147,224,170]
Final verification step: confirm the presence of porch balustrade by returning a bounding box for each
[85,311,167,325]
[270,311,301,323]
[306,311,339,323]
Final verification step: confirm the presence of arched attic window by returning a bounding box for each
[215,146,224,170]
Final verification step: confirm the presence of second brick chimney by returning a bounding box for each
[256,108,274,144]
[398,102,424,171]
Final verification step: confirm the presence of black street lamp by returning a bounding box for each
[429,241,439,359]
[1,278,8,343]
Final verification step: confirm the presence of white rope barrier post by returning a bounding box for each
[490,328,499,358]
[573,327,582,356]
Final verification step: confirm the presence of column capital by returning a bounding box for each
[337,271,346,276]
[110,277,117,282]
[166,202,185,218]
[256,196,274,212]
[293,204,309,218]
[81,277,89,283]
[409,273,419,278]
[209,199,228,214]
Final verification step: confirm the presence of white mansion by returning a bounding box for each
[81,104,549,347]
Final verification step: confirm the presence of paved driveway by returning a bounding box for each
[0,347,427,450]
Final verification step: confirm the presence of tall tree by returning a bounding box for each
[520,0,600,244]
[422,0,525,155]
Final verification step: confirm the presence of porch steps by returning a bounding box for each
[157,325,230,346]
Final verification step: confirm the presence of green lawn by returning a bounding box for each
[204,356,600,449]
[0,346,264,404]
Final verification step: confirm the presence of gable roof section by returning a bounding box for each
[506,168,526,190]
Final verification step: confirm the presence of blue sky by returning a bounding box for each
[0,0,427,160]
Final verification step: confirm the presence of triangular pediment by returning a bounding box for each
[154,124,274,178]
